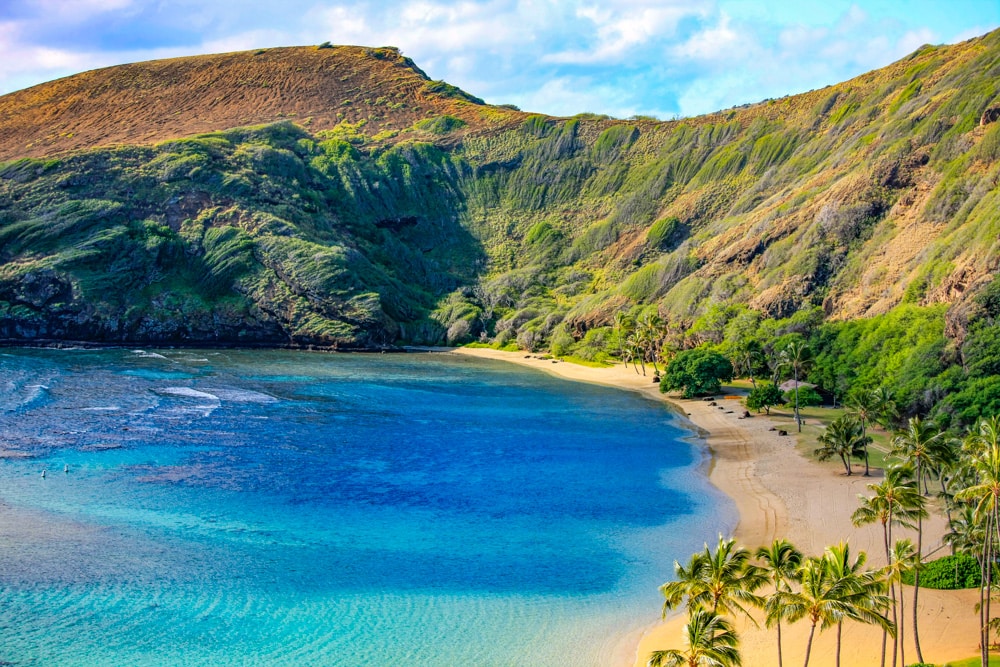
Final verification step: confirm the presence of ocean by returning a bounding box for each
[0,348,734,666]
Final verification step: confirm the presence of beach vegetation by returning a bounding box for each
[756,539,803,667]
[655,537,892,667]
[746,382,784,415]
[815,415,870,476]
[660,348,734,398]
[648,610,742,667]
[784,385,822,408]
[899,553,981,589]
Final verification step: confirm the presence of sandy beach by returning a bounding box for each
[453,347,979,667]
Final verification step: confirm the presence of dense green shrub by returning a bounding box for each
[746,382,784,414]
[660,347,734,398]
[900,553,981,589]
[413,115,467,135]
[784,385,823,407]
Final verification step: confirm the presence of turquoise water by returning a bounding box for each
[0,348,734,666]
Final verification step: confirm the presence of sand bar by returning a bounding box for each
[451,347,979,667]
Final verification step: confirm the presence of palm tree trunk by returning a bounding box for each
[794,368,801,433]
[913,509,924,664]
[861,422,870,476]
[982,512,994,667]
[888,520,898,667]
[881,521,890,667]
[899,584,906,667]
[777,620,784,667]
[987,509,997,666]
[836,621,843,667]
[803,622,817,667]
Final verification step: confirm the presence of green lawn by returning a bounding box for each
[942,657,1000,667]
[723,385,904,475]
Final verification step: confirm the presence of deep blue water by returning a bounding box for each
[0,348,734,666]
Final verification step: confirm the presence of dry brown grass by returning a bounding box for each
[0,45,522,161]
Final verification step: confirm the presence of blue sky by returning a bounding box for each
[1,1,997,118]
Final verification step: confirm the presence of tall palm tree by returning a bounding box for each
[885,539,920,667]
[648,610,742,667]
[756,539,803,667]
[846,386,897,476]
[823,542,892,667]
[851,464,925,667]
[956,415,1000,667]
[890,416,950,664]
[614,311,634,367]
[778,557,847,667]
[638,312,663,374]
[661,536,766,622]
[734,340,765,389]
[815,415,870,476]
[780,340,810,433]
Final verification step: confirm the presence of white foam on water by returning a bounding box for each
[206,388,278,404]
[82,406,121,412]
[155,387,221,402]
[132,350,169,360]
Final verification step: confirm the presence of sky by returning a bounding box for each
[1,0,997,119]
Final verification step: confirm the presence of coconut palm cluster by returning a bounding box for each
[651,414,1000,667]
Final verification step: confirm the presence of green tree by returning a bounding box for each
[779,339,811,432]
[884,539,920,667]
[746,382,784,415]
[890,416,951,664]
[851,464,926,667]
[777,557,842,667]
[956,415,1000,667]
[823,542,892,667]
[846,386,897,476]
[815,415,870,476]
[660,348,734,398]
[647,610,742,667]
[660,536,766,621]
[756,539,803,667]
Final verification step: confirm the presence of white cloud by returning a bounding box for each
[671,11,741,62]
[545,2,705,64]
[0,0,994,119]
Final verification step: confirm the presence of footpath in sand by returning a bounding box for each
[452,347,979,667]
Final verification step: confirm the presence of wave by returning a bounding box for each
[132,350,169,360]
[154,387,221,402]
[205,388,278,404]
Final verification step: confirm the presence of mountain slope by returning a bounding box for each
[0,32,998,355]
[0,45,512,161]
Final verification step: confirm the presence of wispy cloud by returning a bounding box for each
[0,0,996,118]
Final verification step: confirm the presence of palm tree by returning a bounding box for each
[648,610,742,667]
[778,557,846,667]
[851,464,926,667]
[890,416,950,664]
[660,536,766,622]
[638,312,664,374]
[756,539,803,667]
[885,539,920,667]
[956,415,1000,667]
[734,340,765,389]
[614,311,634,366]
[815,415,870,476]
[779,340,810,433]
[846,386,897,476]
[823,542,892,667]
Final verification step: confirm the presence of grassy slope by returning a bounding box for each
[0,32,998,348]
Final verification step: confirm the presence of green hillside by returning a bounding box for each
[1,31,999,420]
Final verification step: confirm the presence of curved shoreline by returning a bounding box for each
[451,347,978,667]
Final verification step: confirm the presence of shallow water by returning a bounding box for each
[0,348,735,666]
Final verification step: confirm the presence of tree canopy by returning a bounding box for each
[660,348,734,398]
